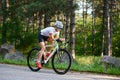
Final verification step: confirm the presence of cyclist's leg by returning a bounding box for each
[47,37,54,55]
[37,33,46,68]
[46,37,53,57]
[37,42,46,61]
[36,42,46,68]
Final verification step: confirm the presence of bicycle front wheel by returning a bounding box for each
[27,48,40,72]
[52,49,71,74]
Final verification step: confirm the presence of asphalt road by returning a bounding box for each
[0,64,120,80]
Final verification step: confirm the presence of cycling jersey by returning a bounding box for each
[38,27,60,42]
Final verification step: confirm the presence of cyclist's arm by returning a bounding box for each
[49,33,65,42]
[49,33,59,41]
[49,33,54,41]
[54,33,65,42]
[54,34,65,42]
[54,34,59,40]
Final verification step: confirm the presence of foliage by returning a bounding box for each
[18,32,38,54]
[71,56,120,75]
[75,16,102,56]
[75,12,120,57]
[112,17,120,56]
[75,18,120,56]
[18,0,75,17]
[0,18,38,54]
[6,18,23,44]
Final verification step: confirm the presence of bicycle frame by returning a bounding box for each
[27,39,71,74]
[44,41,59,64]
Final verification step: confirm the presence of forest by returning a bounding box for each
[0,0,120,58]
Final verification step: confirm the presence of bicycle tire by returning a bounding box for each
[52,49,71,74]
[27,48,41,72]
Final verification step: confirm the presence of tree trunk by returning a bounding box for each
[1,0,7,44]
[26,17,30,33]
[116,1,119,28]
[70,0,75,59]
[91,0,95,55]
[85,0,88,55]
[105,0,112,56]
[44,14,50,28]
[101,0,106,56]
[38,14,43,31]
[82,0,86,55]
[106,16,111,56]
[65,15,69,40]
[109,0,113,56]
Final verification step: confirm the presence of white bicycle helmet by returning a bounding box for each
[54,21,63,29]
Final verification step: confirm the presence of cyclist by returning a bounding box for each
[36,21,65,68]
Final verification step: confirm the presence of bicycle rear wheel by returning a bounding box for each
[27,48,41,71]
[52,49,71,74]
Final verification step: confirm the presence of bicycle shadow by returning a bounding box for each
[27,68,57,75]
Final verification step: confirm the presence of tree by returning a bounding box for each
[70,0,76,59]
[1,0,9,44]
[91,0,95,55]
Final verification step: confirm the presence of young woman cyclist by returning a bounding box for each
[36,21,65,68]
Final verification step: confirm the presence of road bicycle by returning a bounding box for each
[27,40,71,74]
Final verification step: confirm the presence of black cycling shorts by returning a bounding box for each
[38,32,48,43]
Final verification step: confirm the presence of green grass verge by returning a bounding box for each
[0,56,120,75]
[0,57,27,66]
[71,56,120,75]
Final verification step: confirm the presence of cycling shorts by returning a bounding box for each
[38,32,49,42]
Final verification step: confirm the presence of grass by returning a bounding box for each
[71,56,120,75]
[0,57,27,66]
[0,56,120,75]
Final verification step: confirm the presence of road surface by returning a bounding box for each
[0,64,120,80]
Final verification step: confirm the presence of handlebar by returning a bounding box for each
[56,39,70,49]
[56,39,69,43]
[45,39,69,49]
